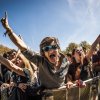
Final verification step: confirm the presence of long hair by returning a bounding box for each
[18,53,37,81]
[40,37,60,56]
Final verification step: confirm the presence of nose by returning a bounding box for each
[49,49,57,53]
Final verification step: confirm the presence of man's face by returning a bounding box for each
[42,41,60,65]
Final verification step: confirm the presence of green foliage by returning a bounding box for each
[79,41,91,50]
[62,41,91,54]
[65,42,78,54]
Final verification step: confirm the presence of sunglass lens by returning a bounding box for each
[43,45,58,52]
[44,46,50,51]
[52,45,57,49]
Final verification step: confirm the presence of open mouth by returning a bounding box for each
[15,62,19,65]
[78,52,81,56]
[49,54,56,59]
[49,54,57,63]
[76,50,81,56]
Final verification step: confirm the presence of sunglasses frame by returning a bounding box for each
[42,45,58,52]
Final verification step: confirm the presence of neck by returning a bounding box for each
[54,56,62,70]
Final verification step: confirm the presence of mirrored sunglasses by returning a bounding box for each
[42,45,58,52]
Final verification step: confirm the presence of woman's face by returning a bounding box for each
[15,56,24,68]
[9,51,16,60]
[74,48,85,63]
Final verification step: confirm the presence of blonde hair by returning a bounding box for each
[19,53,37,82]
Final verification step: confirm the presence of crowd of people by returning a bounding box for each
[0,12,100,100]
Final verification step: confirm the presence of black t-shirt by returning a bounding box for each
[11,68,31,84]
[92,51,100,63]
[1,64,11,83]
[68,57,89,81]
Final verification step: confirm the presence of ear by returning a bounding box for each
[41,50,45,57]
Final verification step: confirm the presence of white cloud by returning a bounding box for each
[61,0,100,50]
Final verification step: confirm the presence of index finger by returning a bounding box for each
[5,11,8,19]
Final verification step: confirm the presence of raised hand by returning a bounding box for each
[1,12,10,30]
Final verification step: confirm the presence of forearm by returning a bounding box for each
[1,13,27,51]
[87,35,100,60]
[6,28,27,51]
[0,55,25,76]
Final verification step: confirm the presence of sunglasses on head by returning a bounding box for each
[42,45,58,52]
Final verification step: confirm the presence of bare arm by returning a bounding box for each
[10,49,21,62]
[86,34,100,60]
[1,12,27,51]
[0,55,26,77]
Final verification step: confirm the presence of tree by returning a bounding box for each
[65,43,78,54]
[79,41,91,53]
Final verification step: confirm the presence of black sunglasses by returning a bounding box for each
[42,45,58,52]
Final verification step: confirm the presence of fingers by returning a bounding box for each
[75,80,86,88]
[18,35,23,40]
[18,83,27,92]
[1,14,6,24]
[67,84,72,89]
[5,11,8,20]
[66,81,74,89]
[20,86,26,92]
[1,18,5,23]
[1,83,9,91]
[1,11,8,23]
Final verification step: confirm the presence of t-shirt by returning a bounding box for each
[11,68,31,84]
[68,57,89,81]
[22,49,69,89]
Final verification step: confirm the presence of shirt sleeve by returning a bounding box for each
[22,48,42,66]
[23,68,31,82]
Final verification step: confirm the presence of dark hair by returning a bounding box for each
[72,48,76,56]
[66,53,72,58]
[40,37,60,56]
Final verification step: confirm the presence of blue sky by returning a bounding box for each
[0,0,100,52]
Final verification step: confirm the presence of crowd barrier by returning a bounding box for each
[42,76,100,100]
[1,76,100,100]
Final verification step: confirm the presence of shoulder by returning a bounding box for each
[23,68,30,76]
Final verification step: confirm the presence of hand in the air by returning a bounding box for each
[1,12,10,30]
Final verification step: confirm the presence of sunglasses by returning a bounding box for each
[76,49,83,56]
[42,45,58,52]
[76,49,83,52]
